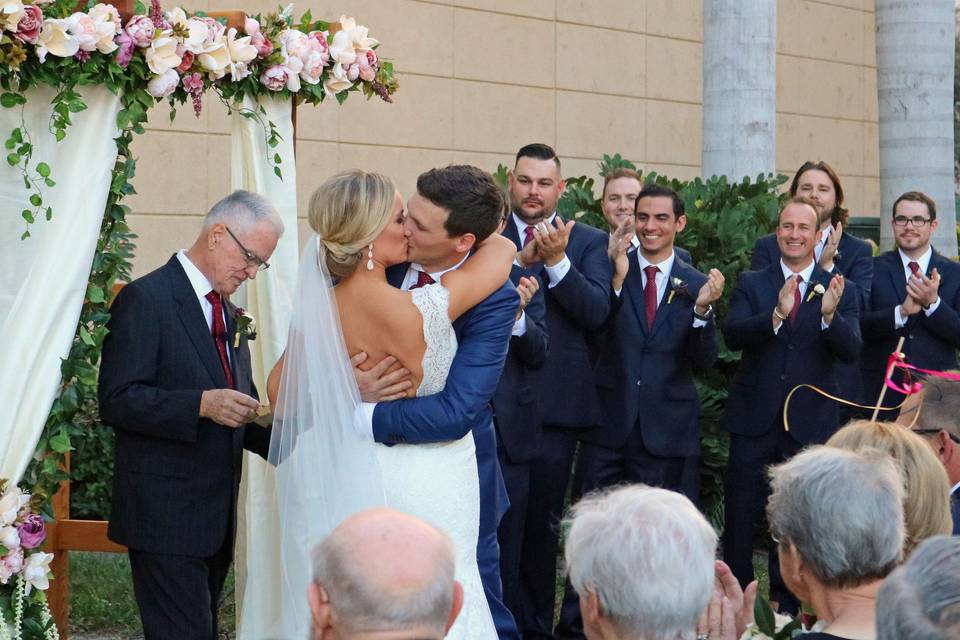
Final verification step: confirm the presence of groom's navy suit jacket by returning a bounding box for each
[99,256,270,557]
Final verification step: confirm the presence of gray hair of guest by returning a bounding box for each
[915,372,960,437]
[767,446,905,589]
[563,484,717,640]
[876,535,960,640]
[310,522,456,634]
[203,189,284,236]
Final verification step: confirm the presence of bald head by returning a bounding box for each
[309,508,461,638]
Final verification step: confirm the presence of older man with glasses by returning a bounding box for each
[860,191,960,418]
[98,190,283,640]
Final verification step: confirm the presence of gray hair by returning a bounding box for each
[563,485,717,640]
[916,372,960,437]
[767,446,905,589]
[877,535,960,640]
[203,189,284,236]
[310,520,456,635]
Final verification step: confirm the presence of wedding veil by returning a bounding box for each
[267,235,386,638]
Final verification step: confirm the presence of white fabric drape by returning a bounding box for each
[0,86,121,482]
[230,95,299,639]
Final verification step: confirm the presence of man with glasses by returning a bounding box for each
[99,190,283,639]
[861,191,960,418]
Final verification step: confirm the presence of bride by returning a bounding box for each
[262,169,515,639]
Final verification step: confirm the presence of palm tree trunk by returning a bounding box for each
[876,0,958,256]
[702,0,777,180]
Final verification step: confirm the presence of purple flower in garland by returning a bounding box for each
[16,513,45,549]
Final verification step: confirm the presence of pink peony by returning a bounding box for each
[357,49,377,82]
[250,31,272,57]
[114,31,134,67]
[259,64,288,91]
[307,30,330,63]
[345,62,359,82]
[16,514,45,550]
[176,49,194,72]
[14,5,42,45]
[146,68,179,98]
[2,548,23,575]
[124,14,155,48]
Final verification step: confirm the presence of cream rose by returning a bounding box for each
[145,33,183,74]
[0,0,25,33]
[224,27,256,80]
[36,18,79,62]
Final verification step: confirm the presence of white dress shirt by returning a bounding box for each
[512,212,571,287]
[774,259,828,334]
[635,251,708,329]
[894,247,941,328]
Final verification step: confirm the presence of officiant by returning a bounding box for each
[98,190,282,640]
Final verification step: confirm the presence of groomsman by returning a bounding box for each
[861,191,960,413]
[502,143,612,639]
[722,197,862,607]
[492,264,548,624]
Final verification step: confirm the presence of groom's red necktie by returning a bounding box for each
[410,270,435,290]
[205,291,234,389]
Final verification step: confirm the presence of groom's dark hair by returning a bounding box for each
[417,165,507,242]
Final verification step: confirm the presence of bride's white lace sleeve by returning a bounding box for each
[410,283,458,398]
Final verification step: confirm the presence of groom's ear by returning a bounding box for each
[453,233,477,253]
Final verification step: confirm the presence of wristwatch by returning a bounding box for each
[694,304,715,321]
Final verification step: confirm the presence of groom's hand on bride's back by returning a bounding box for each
[351,352,413,403]
[200,389,261,428]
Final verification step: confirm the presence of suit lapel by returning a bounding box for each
[167,257,229,388]
[795,265,830,329]
[386,263,407,289]
[502,223,522,251]
[884,250,907,303]
[223,298,243,391]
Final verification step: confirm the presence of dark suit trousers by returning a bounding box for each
[520,427,579,638]
[723,427,801,609]
[497,443,531,626]
[128,529,233,640]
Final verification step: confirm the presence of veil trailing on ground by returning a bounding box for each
[267,235,386,638]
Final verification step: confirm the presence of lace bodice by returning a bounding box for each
[411,283,458,397]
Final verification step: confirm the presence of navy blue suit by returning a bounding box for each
[751,231,872,408]
[952,491,960,535]
[493,266,549,624]
[376,264,519,639]
[721,262,862,594]
[503,218,611,639]
[860,249,960,414]
[99,256,270,640]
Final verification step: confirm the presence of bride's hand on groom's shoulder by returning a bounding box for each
[351,352,413,403]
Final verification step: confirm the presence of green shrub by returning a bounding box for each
[69,400,114,520]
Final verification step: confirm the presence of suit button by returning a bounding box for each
[788,345,794,350]
[780,375,785,381]
[636,380,642,386]
[909,334,914,339]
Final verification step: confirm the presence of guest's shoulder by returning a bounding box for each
[754,232,777,250]
[840,231,871,256]
[569,220,608,244]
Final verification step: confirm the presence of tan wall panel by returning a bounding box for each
[453,81,556,154]
[127,131,211,216]
[208,134,232,204]
[128,214,207,278]
[645,100,701,166]
[557,91,644,159]
[451,151,516,175]
[453,9,555,87]
[338,144,454,200]
[294,140,340,217]
[862,176,881,218]
[339,74,452,148]
[557,0,645,33]
[295,96,340,143]
[556,23,645,97]
[453,0,555,20]
[646,36,702,102]
[776,113,865,180]
[778,0,867,66]
[862,66,878,122]
[368,0,455,76]
[776,55,864,120]
[646,0,701,41]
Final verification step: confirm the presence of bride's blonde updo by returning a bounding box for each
[308,170,397,278]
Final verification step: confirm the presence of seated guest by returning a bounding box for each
[563,484,717,640]
[827,419,953,554]
[876,535,960,640]
[860,191,960,417]
[902,372,960,533]
[767,446,905,640]
[308,507,463,640]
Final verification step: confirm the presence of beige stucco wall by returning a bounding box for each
[127,0,879,277]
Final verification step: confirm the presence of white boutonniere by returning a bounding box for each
[667,277,690,304]
[805,282,826,303]
[234,308,257,347]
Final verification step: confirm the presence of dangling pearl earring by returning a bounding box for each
[366,244,374,270]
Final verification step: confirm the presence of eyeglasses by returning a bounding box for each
[913,428,960,444]
[225,226,270,271]
[893,216,932,228]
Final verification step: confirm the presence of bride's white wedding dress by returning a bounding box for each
[374,282,495,639]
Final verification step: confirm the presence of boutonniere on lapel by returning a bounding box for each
[667,277,690,304]
[805,282,826,303]
[234,308,257,347]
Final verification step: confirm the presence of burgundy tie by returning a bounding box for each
[643,265,659,329]
[410,270,435,290]
[789,274,803,326]
[909,261,920,277]
[523,226,536,247]
[205,291,234,388]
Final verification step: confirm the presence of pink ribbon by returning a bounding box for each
[884,351,960,395]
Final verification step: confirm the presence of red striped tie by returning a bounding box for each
[205,291,234,388]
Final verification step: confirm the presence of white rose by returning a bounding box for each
[336,14,377,54]
[66,12,97,51]
[0,0,24,32]
[327,29,356,68]
[165,6,187,29]
[197,40,229,79]
[145,33,182,74]
[0,488,27,527]
[22,551,52,595]
[224,27,256,81]
[146,68,179,98]
[87,4,120,53]
[0,526,18,550]
[324,62,352,95]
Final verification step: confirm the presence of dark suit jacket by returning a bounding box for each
[723,263,862,444]
[374,264,518,530]
[860,249,960,408]
[503,218,612,429]
[589,256,717,454]
[952,491,960,535]
[99,256,270,557]
[751,231,873,310]
[492,267,548,464]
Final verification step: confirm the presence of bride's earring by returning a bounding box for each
[366,244,374,271]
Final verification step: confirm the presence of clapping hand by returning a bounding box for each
[773,276,800,326]
[695,268,725,313]
[818,221,842,270]
[516,276,539,320]
[533,217,575,266]
[820,274,844,324]
[608,218,635,292]
[696,560,758,640]
[907,267,940,309]
[351,353,413,402]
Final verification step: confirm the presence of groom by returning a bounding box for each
[355,164,520,639]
